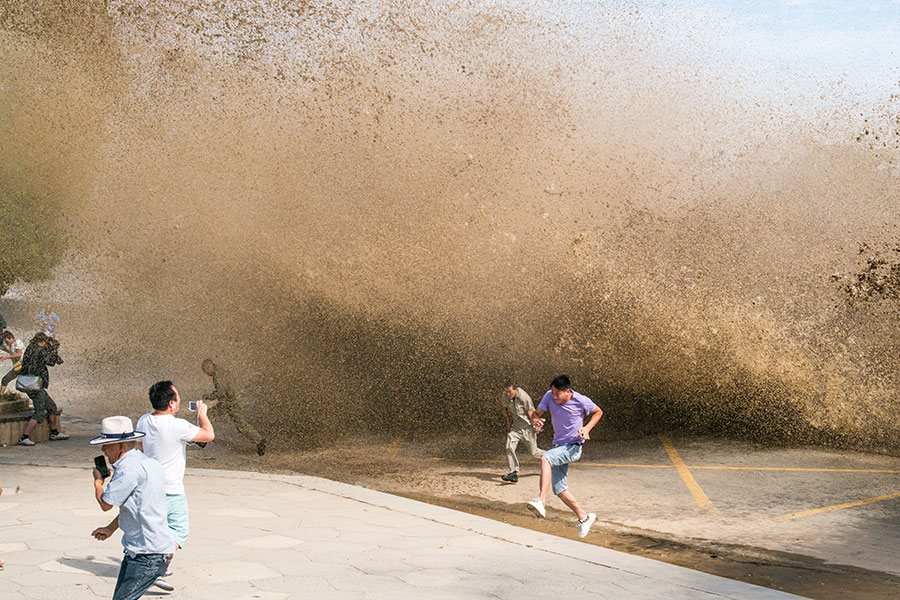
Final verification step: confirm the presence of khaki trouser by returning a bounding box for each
[506,427,544,473]
[208,396,263,446]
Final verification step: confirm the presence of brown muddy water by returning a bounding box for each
[3,2,900,456]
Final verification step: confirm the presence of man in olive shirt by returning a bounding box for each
[499,380,544,483]
[201,359,266,455]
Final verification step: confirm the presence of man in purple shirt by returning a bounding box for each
[527,374,603,538]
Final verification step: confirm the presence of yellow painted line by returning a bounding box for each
[769,491,900,522]
[385,437,403,459]
[426,457,505,464]
[425,457,672,468]
[689,466,900,474]
[658,435,718,514]
[579,462,673,469]
[423,456,900,474]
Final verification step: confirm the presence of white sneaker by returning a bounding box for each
[527,499,546,518]
[49,432,69,441]
[17,437,35,446]
[153,577,174,591]
[577,513,596,538]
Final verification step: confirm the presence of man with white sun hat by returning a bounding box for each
[89,416,175,600]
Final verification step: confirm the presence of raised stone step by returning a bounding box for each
[0,410,50,445]
[0,396,30,415]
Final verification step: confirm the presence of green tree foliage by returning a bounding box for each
[0,184,66,296]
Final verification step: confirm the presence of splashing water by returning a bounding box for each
[3,1,900,453]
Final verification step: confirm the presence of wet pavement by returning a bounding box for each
[465,434,900,577]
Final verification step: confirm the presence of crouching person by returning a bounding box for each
[90,416,175,600]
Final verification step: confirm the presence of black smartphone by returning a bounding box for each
[94,455,110,479]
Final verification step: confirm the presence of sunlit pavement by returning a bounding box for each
[0,419,804,599]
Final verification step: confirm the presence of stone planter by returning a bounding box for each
[0,395,50,445]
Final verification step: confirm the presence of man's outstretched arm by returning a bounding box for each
[192,401,215,443]
[531,408,546,433]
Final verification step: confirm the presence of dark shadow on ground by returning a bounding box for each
[443,470,539,483]
[58,556,119,577]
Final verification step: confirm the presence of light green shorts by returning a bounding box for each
[166,493,190,547]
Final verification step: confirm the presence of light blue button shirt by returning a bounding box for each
[102,449,174,555]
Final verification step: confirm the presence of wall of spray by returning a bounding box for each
[3,1,899,452]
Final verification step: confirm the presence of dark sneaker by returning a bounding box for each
[49,432,69,441]
[257,438,267,456]
[195,442,207,448]
[501,472,518,483]
[17,437,35,447]
[153,577,174,591]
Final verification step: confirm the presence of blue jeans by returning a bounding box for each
[543,443,583,495]
[112,552,172,600]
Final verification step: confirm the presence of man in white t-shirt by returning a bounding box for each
[136,380,214,591]
[0,330,25,393]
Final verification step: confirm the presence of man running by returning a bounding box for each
[527,373,603,539]
[499,380,544,483]
[201,359,266,456]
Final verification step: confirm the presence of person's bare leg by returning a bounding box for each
[22,418,38,437]
[538,456,552,504]
[49,414,60,431]
[557,489,587,521]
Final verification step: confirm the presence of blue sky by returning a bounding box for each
[549,0,900,106]
[675,1,900,100]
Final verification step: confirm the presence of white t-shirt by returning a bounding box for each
[135,413,200,495]
[1,338,25,363]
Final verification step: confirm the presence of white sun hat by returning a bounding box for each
[89,416,146,445]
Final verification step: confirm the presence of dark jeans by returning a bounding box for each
[112,552,172,600]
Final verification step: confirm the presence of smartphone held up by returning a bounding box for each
[94,455,109,480]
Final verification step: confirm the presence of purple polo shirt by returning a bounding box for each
[538,390,599,446]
